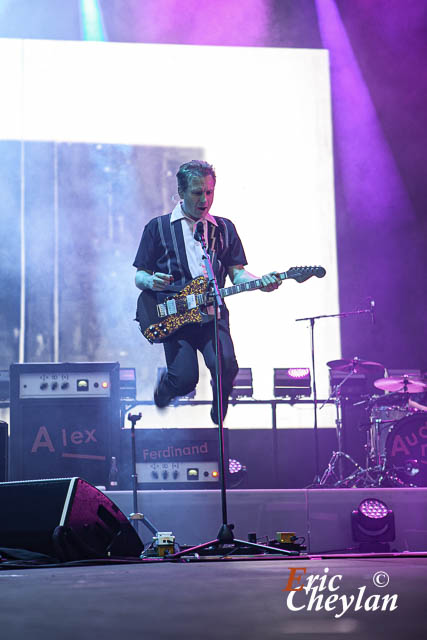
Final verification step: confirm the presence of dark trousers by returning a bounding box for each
[157,316,239,415]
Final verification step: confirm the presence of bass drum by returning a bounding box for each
[385,412,427,486]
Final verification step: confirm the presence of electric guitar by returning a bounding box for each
[136,266,326,343]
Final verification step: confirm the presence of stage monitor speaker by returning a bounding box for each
[9,362,120,487]
[0,477,143,560]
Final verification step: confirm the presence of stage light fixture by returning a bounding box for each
[229,458,243,474]
[230,368,253,399]
[351,498,395,551]
[228,458,247,488]
[120,367,137,400]
[273,368,311,398]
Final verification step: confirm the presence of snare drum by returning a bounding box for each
[385,412,427,486]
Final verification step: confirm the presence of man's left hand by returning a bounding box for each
[260,272,282,292]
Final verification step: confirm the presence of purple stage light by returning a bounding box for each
[229,458,243,474]
[359,498,389,520]
[351,498,395,549]
[287,368,310,379]
[228,458,247,488]
[274,368,311,398]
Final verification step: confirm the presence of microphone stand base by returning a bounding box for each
[169,523,297,558]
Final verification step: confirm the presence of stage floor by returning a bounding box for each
[0,555,426,639]
[106,487,427,554]
[1,486,426,638]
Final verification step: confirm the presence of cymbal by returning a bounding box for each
[327,358,385,373]
[374,376,427,393]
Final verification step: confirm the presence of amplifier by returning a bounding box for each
[119,427,228,490]
[329,370,367,397]
[9,362,120,487]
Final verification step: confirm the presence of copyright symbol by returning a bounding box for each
[373,571,389,588]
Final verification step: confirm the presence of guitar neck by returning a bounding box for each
[220,271,288,298]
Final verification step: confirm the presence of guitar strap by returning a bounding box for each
[170,218,187,285]
[156,213,227,292]
[159,222,223,295]
[210,219,227,289]
[157,213,191,287]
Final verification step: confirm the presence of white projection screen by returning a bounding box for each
[0,38,339,429]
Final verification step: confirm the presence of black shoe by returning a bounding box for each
[210,377,230,424]
[154,368,172,409]
[210,399,229,425]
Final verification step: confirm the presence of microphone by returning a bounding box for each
[194,221,204,242]
[370,299,376,325]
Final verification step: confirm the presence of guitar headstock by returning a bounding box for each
[287,266,326,283]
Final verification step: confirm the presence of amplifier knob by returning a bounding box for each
[40,382,48,390]
[151,470,159,479]
[162,470,168,480]
[61,382,69,390]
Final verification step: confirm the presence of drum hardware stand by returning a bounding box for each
[127,412,159,538]
[334,460,386,488]
[329,408,387,487]
[319,365,362,486]
[170,224,294,558]
[296,303,373,487]
[333,454,415,488]
[338,411,388,487]
[334,391,418,488]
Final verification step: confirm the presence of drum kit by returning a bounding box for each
[320,357,427,488]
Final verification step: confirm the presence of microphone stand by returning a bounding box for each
[296,306,372,487]
[171,224,293,558]
[127,412,159,538]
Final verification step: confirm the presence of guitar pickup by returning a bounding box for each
[186,294,197,310]
[157,303,167,317]
[166,299,177,315]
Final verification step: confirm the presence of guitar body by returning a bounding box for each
[136,276,212,343]
[136,266,326,344]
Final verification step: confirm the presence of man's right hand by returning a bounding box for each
[151,272,174,291]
